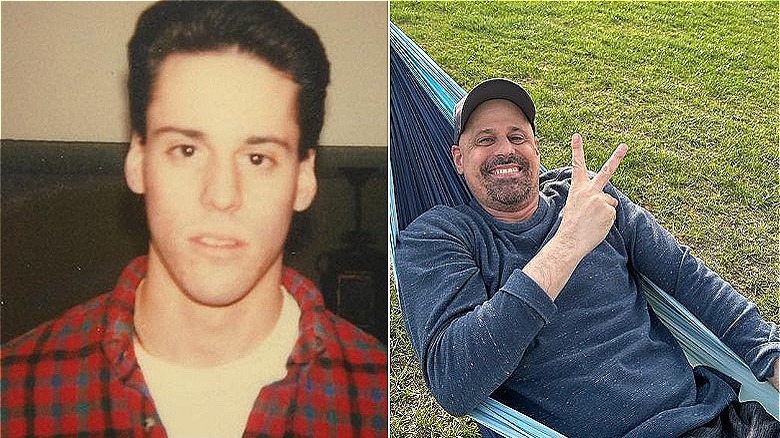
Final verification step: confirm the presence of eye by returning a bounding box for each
[249,153,267,166]
[476,136,495,146]
[171,144,196,158]
[509,135,526,144]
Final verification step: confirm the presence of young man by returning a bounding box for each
[2,2,387,437]
[396,78,779,437]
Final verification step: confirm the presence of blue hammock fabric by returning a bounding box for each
[388,21,778,438]
[389,22,470,232]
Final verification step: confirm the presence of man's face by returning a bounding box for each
[451,99,540,217]
[125,50,316,307]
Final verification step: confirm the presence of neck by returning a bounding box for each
[133,256,285,367]
[483,195,539,223]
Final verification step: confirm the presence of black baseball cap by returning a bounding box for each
[453,78,536,144]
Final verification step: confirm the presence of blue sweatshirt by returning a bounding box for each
[396,168,779,438]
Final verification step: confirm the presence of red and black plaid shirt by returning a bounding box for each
[2,256,388,437]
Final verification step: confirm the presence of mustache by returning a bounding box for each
[480,154,530,176]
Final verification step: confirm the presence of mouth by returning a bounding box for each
[480,154,532,183]
[190,234,246,250]
[487,164,523,178]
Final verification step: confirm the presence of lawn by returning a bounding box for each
[389,1,778,436]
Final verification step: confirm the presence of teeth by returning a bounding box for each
[493,167,520,175]
[200,236,236,247]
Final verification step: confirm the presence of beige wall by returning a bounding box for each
[1,1,388,147]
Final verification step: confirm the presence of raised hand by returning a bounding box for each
[521,134,627,300]
[557,133,628,260]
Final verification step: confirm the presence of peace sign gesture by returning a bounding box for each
[520,134,627,300]
[571,133,627,192]
[560,133,628,260]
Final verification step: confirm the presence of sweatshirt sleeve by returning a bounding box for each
[612,186,780,382]
[395,206,557,415]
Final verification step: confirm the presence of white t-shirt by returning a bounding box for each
[134,288,300,438]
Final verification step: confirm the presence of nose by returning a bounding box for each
[201,157,242,212]
[494,136,515,156]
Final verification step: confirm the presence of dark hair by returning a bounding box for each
[128,1,330,156]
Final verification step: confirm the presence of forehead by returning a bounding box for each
[464,99,531,133]
[147,50,300,140]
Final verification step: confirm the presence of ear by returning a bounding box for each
[533,136,540,156]
[451,144,465,174]
[293,149,317,212]
[125,133,146,194]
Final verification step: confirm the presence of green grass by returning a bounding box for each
[390,1,778,436]
[390,274,480,437]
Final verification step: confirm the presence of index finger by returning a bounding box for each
[570,133,588,183]
[593,143,628,189]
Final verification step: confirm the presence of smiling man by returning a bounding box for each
[1,2,387,437]
[396,78,779,437]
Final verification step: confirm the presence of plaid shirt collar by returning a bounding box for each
[102,256,328,388]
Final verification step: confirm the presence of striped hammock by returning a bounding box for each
[388,21,779,438]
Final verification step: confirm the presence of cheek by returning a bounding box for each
[241,189,297,251]
[143,185,189,242]
[142,165,200,231]
[241,171,299,219]
[464,154,485,177]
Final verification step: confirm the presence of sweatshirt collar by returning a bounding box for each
[468,194,550,233]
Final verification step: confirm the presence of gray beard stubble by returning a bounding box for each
[479,154,534,212]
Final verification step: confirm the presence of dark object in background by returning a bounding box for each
[2,141,148,344]
[318,168,388,345]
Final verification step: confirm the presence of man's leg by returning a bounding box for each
[477,423,505,438]
[681,401,780,438]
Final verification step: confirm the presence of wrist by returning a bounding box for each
[547,232,587,268]
[523,235,585,301]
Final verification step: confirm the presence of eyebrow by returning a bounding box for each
[152,126,205,140]
[473,126,524,136]
[245,135,292,149]
[151,126,293,149]
[475,128,498,136]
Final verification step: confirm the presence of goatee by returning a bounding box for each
[479,154,534,212]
